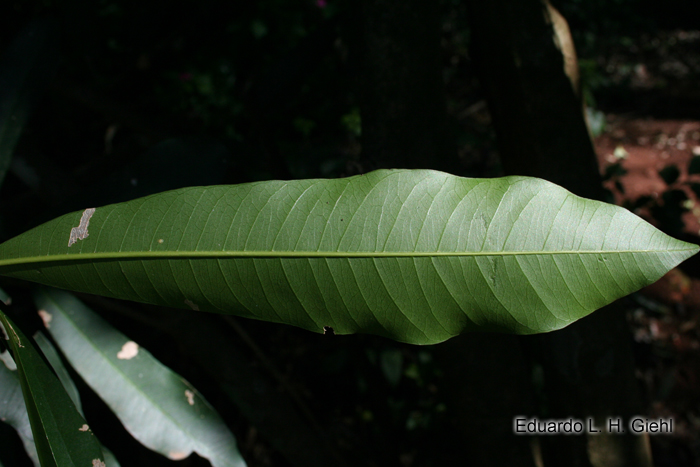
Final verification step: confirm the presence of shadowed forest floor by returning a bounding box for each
[586,27,700,466]
[596,118,700,465]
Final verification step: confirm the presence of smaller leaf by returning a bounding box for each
[33,332,121,466]
[0,349,40,466]
[33,332,82,414]
[0,308,105,467]
[35,287,246,467]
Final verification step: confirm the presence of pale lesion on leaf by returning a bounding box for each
[68,208,96,247]
[116,341,139,360]
[184,299,200,311]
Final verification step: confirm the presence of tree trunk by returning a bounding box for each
[467,1,653,466]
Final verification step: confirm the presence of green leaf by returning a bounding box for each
[32,332,82,413]
[0,169,697,344]
[34,329,121,467]
[34,287,246,467]
[0,309,105,467]
[0,349,40,466]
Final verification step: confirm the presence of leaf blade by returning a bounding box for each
[0,309,105,467]
[34,287,246,467]
[0,169,697,343]
[0,349,40,466]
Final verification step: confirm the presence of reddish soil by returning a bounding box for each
[597,116,700,234]
[595,116,700,465]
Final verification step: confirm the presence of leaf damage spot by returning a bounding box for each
[117,341,139,360]
[185,389,195,405]
[79,424,90,432]
[168,451,189,461]
[68,208,96,247]
[184,299,200,311]
[37,310,52,328]
[3,322,23,348]
[158,238,164,244]
[323,326,335,336]
[92,459,106,467]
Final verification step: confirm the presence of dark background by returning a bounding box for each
[0,0,699,466]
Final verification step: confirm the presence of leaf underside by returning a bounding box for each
[0,169,696,344]
[0,309,104,467]
[34,287,245,467]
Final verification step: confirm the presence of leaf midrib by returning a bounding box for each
[0,248,695,269]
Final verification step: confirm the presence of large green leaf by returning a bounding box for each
[0,309,105,467]
[34,287,245,467]
[0,169,696,344]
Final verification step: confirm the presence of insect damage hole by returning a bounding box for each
[78,424,90,432]
[185,389,195,405]
[68,208,96,247]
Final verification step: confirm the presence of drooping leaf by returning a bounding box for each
[32,332,82,413]
[0,349,40,466]
[34,287,246,467]
[0,309,105,467]
[0,169,697,344]
[0,290,35,465]
[33,329,121,466]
